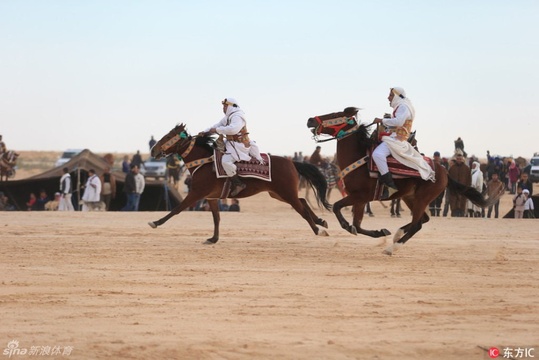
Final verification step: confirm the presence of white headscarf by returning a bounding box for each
[390,87,416,119]
[223,97,245,118]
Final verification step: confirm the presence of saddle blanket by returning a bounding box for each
[214,151,272,182]
[368,151,434,179]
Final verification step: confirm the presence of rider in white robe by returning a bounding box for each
[373,87,435,197]
[203,98,263,196]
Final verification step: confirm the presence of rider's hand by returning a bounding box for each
[373,118,384,124]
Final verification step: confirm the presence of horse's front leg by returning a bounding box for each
[333,196,360,235]
[204,199,220,244]
[351,203,391,238]
[148,191,202,228]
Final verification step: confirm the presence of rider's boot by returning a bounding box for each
[380,172,398,199]
[229,175,246,197]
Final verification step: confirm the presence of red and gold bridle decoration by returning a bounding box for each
[311,116,359,141]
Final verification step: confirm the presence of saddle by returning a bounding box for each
[368,147,434,180]
[214,151,272,182]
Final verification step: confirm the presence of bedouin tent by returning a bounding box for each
[0,149,182,211]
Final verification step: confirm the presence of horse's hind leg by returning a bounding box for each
[270,193,327,236]
[299,198,328,228]
[383,196,430,255]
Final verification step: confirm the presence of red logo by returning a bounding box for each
[489,347,500,358]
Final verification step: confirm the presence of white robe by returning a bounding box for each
[205,108,263,163]
[82,175,101,203]
[377,104,435,182]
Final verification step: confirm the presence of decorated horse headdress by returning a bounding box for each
[308,107,363,142]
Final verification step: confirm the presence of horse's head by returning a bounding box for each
[151,124,190,159]
[307,107,360,139]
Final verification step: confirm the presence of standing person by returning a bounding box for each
[517,172,533,196]
[131,150,144,170]
[122,155,130,174]
[59,167,75,211]
[134,165,145,211]
[448,150,471,217]
[507,160,520,194]
[82,169,102,211]
[487,172,503,218]
[166,156,182,187]
[122,165,144,211]
[513,186,526,219]
[309,146,323,167]
[200,97,264,197]
[390,198,401,218]
[428,151,445,216]
[523,189,535,218]
[149,136,156,151]
[100,166,116,211]
[467,161,484,217]
[372,87,435,199]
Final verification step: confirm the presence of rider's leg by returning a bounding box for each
[372,142,398,192]
[222,154,246,197]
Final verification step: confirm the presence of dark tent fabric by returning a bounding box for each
[0,149,182,211]
[503,195,539,219]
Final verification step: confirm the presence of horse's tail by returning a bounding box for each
[293,161,332,211]
[446,175,503,208]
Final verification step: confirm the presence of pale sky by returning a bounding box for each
[1,1,538,160]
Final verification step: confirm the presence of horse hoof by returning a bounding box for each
[318,229,329,237]
[203,239,218,245]
[349,226,357,235]
[148,222,157,229]
[383,242,403,256]
[321,220,328,229]
[382,228,391,237]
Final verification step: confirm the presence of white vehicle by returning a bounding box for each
[530,152,539,183]
[140,157,167,180]
[55,149,84,168]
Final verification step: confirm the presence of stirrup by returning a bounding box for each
[229,176,246,197]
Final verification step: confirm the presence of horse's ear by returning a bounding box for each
[343,107,359,117]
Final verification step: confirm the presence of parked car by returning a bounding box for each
[529,152,539,183]
[140,157,167,180]
[55,149,84,168]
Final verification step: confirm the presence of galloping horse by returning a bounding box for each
[148,124,331,243]
[0,150,19,181]
[307,107,501,255]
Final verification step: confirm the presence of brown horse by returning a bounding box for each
[0,150,19,181]
[148,124,331,243]
[307,107,502,255]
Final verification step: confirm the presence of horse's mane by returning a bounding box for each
[194,134,216,153]
[355,124,375,148]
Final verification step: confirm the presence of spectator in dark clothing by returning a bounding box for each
[131,151,143,169]
[517,172,533,197]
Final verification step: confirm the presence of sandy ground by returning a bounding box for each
[1,184,539,360]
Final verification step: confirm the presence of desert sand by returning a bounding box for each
[1,182,539,360]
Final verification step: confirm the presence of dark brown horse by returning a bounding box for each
[307,108,502,255]
[148,124,331,243]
